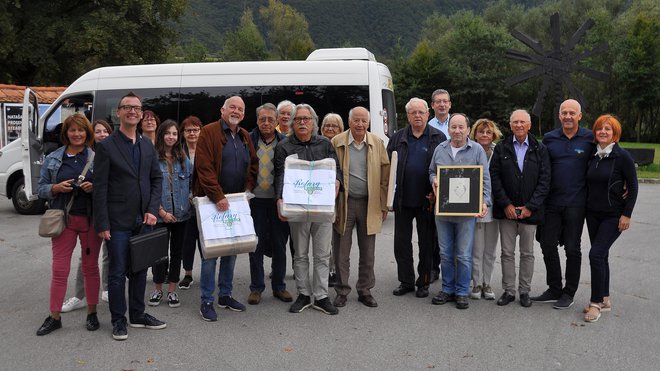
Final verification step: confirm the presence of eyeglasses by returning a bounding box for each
[184,128,200,134]
[323,124,340,129]
[407,111,427,116]
[119,105,143,112]
[433,99,450,104]
[293,117,313,124]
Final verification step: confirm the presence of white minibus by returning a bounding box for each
[0,47,396,214]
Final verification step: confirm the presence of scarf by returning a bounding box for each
[595,142,615,159]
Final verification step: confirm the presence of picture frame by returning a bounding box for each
[435,165,484,216]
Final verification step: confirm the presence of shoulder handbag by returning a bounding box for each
[129,226,169,273]
[38,151,95,238]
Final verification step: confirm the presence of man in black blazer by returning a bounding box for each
[93,92,165,341]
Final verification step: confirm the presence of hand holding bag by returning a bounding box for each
[38,152,95,238]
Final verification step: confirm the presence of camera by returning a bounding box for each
[515,208,522,216]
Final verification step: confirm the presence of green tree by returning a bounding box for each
[221,9,269,61]
[0,0,187,85]
[183,39,209,62]
[259,0,314,60]
[613,1,660,142]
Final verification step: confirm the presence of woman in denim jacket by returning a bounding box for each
[147,120,192,308]
[36,114,102,336]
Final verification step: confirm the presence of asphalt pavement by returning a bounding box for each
[1,184,659,370]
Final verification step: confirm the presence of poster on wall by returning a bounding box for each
[2,104,22,147]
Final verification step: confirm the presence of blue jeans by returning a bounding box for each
[107,224,151,325]
[200,255,236,304]
[436,218,476,296]
[249,198,289,293]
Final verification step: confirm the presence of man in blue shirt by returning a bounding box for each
[531,99,595,309]
[427,89,452,281]
[427,89,451,138]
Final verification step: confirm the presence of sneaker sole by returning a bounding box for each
[168,302,181,308]
[217,304,246,312]
[469,294,481,300]
[289,303,312,313]
[531,298,559,303]
[199,310,217,322]
[112,333,128,340]
[178,282,193,290]
[553,302,574,310]
[483,294,496,300]
[312,304,338,315]
[147,301,161,307]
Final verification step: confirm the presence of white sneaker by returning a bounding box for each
[469,285,482,300]
[101,291,109,302]
[483,285,496,300]
[61,297,86,312]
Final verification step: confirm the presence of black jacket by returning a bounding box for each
[386,125,446,211]
[586,143,638,218]
[489,135,551,225]
[273,133,342,200]
[93,131,162,232]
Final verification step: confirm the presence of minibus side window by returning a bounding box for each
[94,89,180,131]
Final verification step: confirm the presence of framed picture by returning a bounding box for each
[435,165,484,216]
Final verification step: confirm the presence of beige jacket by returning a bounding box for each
[332,130,390,235]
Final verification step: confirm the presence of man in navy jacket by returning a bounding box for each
[490,109,550,308]
[94,92,165,340]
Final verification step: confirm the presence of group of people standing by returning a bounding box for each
[35,89,637,340]
[389,90,637,324]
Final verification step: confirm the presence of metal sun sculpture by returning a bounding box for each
[505,12,609,126]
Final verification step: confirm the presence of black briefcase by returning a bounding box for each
[129,227,169,273]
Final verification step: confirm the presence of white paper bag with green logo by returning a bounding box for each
[193,193,257,259]
[280,156,336,223]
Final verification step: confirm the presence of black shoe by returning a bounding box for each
[328,272,337,287]
[178,275,193,290]
[430,269,440,283]
[431,291,456,305]
[393,284,415,296]
[289,294,312,313]
[112,319,128,341]
[530,289,561,303]
[358,295,378,308]
[312,297,339,315]
[456,295,469,309]
[553,293,574,310]
[86,312,100,331]
[520,293,532,308]
[334,294,347,307]
[415,286,429,298]
[497,292,515,306]
[129,313,167,329]
[36,316,62,336]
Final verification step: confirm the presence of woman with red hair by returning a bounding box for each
[583,114,638,322]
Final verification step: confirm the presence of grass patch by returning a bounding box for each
[620,142,660,179]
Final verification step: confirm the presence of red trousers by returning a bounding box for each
[49,215,102,312]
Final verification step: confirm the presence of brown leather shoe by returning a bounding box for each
[358,295,378,308]
[334,294,347,307]
[273,290,293,302]
[247,291,261,305]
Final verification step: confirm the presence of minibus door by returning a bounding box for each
[21,88,42,201]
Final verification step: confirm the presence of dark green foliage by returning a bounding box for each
[1,0,188,85]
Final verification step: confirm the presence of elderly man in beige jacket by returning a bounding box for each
[331,106,390,308]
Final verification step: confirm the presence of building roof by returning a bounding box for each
[0,84,66,104]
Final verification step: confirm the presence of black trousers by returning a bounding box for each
[393,206,434,288]
[539,205,586,298]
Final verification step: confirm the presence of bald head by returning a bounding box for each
[559,99,582,138]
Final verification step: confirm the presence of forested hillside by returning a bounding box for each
[179,0,493,56]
